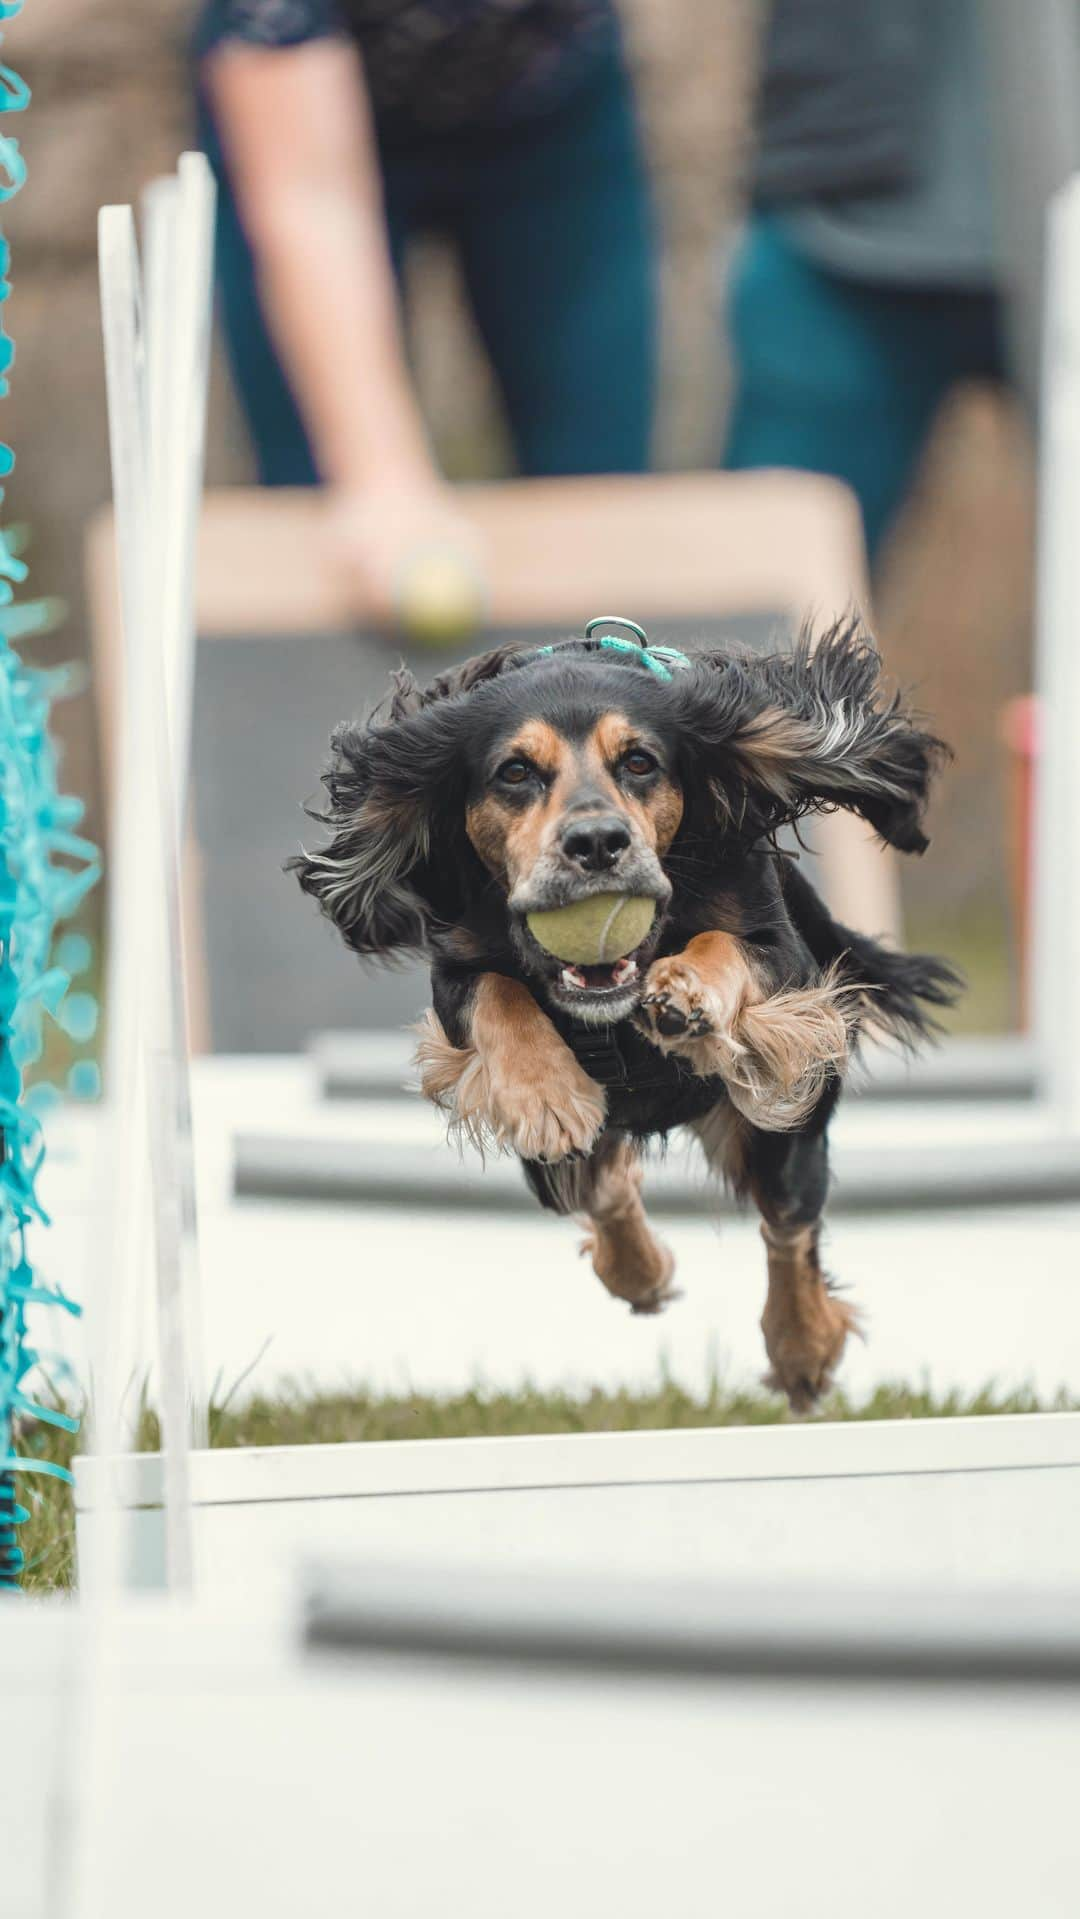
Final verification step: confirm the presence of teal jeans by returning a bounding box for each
[198,46,656,485]
[724,213,1006,559]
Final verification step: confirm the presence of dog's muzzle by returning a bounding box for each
[510,837,670,1024]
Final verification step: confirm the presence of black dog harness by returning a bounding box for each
[564,1018,698,1097]
[566,1022,635,1088]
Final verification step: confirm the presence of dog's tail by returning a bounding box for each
[778,856,963,1051]
[832,928,962,1049]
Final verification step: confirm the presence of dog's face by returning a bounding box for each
[293,623,946,1021]
[461,681,681,1019]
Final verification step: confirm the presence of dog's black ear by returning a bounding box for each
[289,697,469,957]
[292,641,528,955]
[414,640,530,707]
[675,618,949,854]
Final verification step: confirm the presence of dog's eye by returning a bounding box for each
[496,758,532,787]
[622,747,658,778]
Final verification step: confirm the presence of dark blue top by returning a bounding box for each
[196,0,618,134]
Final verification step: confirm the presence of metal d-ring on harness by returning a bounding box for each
[528,613,693,684]
[541,616,693,1092]
[581,614,692,682]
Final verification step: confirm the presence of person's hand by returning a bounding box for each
[322,481,487,640]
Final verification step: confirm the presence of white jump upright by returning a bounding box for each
[53,153,217,1919]
[1031,174,1080,1133]
[140,153,218,1448]
[143,152,218,805]
[90,152,217,1595]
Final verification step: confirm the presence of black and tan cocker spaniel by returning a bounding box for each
[293,617,960,1410]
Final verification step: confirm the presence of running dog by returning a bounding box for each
[293,618,960,1410]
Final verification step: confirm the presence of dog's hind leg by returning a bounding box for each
[577,1135,678,1316]
[523,1134,677,1315]
[747,1125,860,1414]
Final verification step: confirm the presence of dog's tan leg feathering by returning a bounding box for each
[637,931,853,1129]
[579,1139,677,1315]
[758,1220,859,1414]
[415,976,605,1162]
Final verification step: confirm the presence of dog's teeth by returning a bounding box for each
[561,965,588,990]
[611,958,638,986]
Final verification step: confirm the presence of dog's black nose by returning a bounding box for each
[561,815,632,873]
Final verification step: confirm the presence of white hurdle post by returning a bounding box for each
[88,154,216,1593]
[140,154,217,1446]
[140,174,179,522]
[54,191,203,1919]
[1031,175,1080,1134]
[58,153,216,1919]
[97,199,195,1591]
[146,152,217,804]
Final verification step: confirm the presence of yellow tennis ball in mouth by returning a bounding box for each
[526,893,657,966]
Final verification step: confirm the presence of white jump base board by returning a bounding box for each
[10,1596,1080,1919]
[310,1029,1042,1105]
[75,1412,1080,1596]
[232,1123,1080,1211]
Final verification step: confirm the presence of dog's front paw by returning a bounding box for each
[488,1056,605,1163]
[416,1004,605,1162]
[636,955,741,1069]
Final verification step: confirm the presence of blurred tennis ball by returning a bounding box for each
[396,543,484,645]
[526,893,656,966]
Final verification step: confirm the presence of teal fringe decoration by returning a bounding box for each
[0,1,101,1588]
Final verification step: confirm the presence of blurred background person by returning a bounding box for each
[10,0,1038,1027]
[195,0,657,616]
[723,0,1005,566]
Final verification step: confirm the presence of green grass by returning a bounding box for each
[13,1374,1079,1596]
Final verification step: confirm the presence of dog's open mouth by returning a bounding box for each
[511,886,668,1022]
[557,955,639,996]
[545,947,651,1021]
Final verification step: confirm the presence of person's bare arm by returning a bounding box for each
[206,35,432,490]
[205,36,478,608]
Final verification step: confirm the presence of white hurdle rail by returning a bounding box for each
[74,1412,1080,1600]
